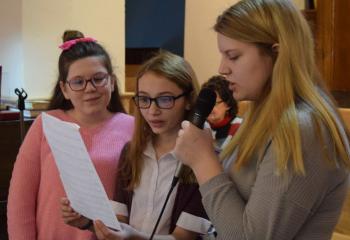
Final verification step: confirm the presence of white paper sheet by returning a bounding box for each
[42,112,121,230]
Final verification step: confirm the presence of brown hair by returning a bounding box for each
[119,51,199,189]
[48,30,125,113]
[202,75,238,117]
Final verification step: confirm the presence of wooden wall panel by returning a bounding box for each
[333,1,350,91]
[125,64,140,93]
[315,0,335,88]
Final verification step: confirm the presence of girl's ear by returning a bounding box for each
[272,43,279,53]
[59,81,70,99]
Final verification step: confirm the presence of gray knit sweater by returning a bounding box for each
[200,103,349,240]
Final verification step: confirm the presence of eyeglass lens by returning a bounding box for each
[135,96,174,109]
[67,73,109,91]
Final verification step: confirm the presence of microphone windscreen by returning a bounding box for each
[194,88,217,118]
[187,88,216,129]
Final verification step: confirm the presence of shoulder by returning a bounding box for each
[295,101,343,147]
[294,101,331,142]
[231,116,243,124]
[112,112,134,121]
[295,102,314,127]
[44,109,68,119]
[30,110,69,131]
[101,113,134,138]
[111,113,134,127]
[294,102,348,175]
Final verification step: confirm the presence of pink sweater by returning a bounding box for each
[7,110,134,240]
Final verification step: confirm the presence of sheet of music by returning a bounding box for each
[42,112,120,231]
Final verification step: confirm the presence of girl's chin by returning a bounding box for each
[209,120,220,125]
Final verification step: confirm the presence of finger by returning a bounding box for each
[61,204,72,211]
[63,215,80,221]
[181,120,190,129]
[60,197,70,205]
[62,216,81,223]
[61,206,78,215]
[204,127,214,137]
[60,198,70,206]
[94,220,106,239]
[94,220,114,239]
[61,211,80,218]
[94,223,105,239]
[178,129,184,137]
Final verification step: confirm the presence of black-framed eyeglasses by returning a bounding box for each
[133,92,188,109]
[66,73,110,91]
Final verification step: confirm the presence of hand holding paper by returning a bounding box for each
[42,112,120,231]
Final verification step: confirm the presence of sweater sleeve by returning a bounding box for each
[7,116,43,240]
[199,111,349,240]
[172,183,211,235]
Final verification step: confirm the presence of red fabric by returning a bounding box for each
[209,115,233,129]
[228,123,241,136]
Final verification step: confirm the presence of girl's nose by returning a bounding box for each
[218,57,231,76]
[148,100,161,115]
[84,81,97,92]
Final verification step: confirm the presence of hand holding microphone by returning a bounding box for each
[173,88,223,184]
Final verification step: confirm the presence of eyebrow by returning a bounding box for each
[224,49,240,55]
[67,75,83,80]
[137,91,177,96]
[68,71,107,79]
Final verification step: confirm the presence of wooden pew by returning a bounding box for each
[333,108,350,238]
[333,232,350,240]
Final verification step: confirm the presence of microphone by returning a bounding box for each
[148,88,216,240]
[174,87,216,178]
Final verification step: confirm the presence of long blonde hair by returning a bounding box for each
[217,0,350,173]
[120,51,199,189]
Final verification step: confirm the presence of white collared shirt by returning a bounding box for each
[112,141,212,235]
[130,141,179,234]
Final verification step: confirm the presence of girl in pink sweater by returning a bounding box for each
[7,30,134,240]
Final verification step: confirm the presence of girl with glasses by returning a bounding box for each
[61,51,211,240]
[7,30,134,240]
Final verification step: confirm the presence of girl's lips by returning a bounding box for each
[229,83,236,92]
[85,96,100,102]
[149,120,165,128]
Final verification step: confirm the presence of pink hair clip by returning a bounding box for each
[58,37,97,51]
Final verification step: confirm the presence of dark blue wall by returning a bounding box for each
[125,0,185,56]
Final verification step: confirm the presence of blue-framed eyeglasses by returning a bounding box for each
[133,92,188,109]
[66,73,110,91]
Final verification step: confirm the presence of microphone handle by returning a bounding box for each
[191,112,206,129]
[174,112,206,178]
